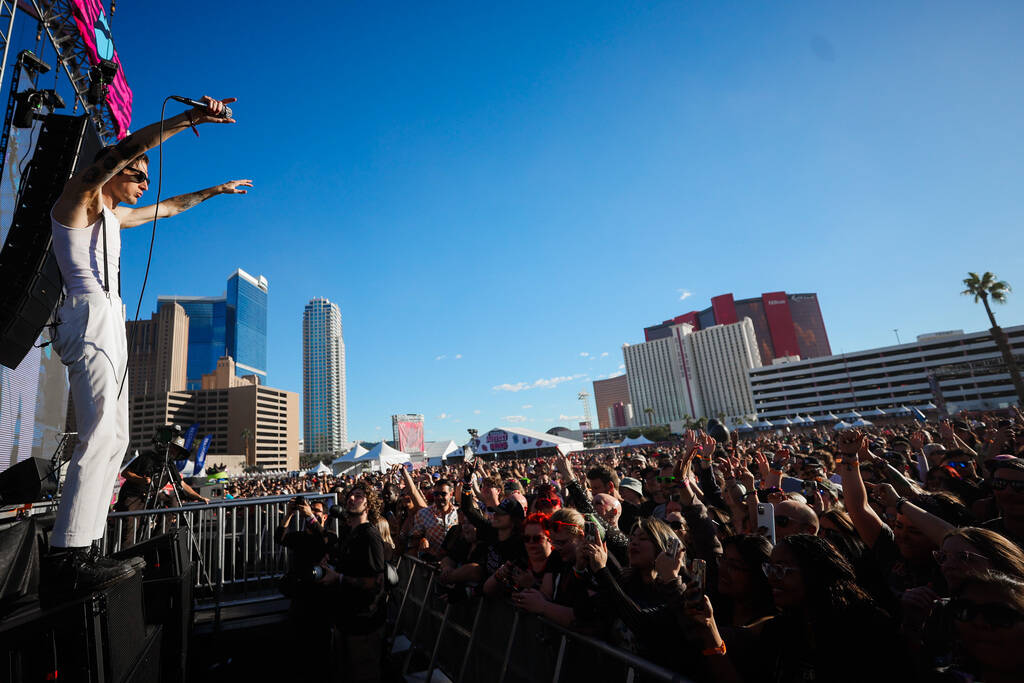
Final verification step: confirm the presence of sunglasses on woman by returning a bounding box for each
[991,478,1024,493]
[762,562,800,580]
[932,549,988,565]
[950,599,1024,628]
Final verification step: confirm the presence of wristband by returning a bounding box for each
[702,641,727,656]
[187,110,200,137]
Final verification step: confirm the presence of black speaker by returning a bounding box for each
[0,114,90,369]
[111,528,190,580]
[124,624,163,683]
[0,455,58,504]
[0,571,146,682]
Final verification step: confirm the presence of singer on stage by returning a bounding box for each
[44,95,252,599]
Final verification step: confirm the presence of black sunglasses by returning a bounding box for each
[668,520,684,531]
[991,478,1024,493]
[121,167,149,183]
[950,599,1024,628]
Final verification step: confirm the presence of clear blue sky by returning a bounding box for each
[36,1,1024,443]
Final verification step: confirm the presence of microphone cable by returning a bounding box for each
[117,95,174,400]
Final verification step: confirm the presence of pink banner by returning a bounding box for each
[71,0,133,138]
[398,421,424,454]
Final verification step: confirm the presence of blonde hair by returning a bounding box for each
[550,508,585,535]
[376,517,395,552]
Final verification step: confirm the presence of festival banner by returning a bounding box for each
[70,0,133,137]
[183,422,200,450]
[194,434,213,473]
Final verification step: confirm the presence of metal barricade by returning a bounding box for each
[388,554,693,683]
[104,493,338,609]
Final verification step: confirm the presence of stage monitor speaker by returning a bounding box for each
[0,455,58,505]
[0,113,90,369]
[112,528,190,581]
[0,571,146,683]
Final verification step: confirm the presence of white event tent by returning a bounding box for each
[423,440,460,467]
[619,435,655,447]
[353,441,411,471]
[469,426,584,456]
[306,462,332,476]
[331,444,369,474]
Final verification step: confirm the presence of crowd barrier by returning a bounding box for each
[388,554,693,683]
[102,492,338,608]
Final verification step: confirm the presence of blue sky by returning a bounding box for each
[26,1,1024,443]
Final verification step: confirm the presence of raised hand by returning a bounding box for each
[655,545,684,581]
[191,95,237,124]
[213,179,252,195]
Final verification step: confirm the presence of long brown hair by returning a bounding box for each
[942,527,1024,579]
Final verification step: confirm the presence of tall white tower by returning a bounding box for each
[302,297,347,455]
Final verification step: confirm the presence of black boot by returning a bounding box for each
[90,540,147,573]
[40,546,138,606]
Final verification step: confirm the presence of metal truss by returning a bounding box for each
[31,0,119,143]
[0,0,17,94]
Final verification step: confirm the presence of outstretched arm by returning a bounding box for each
[53,96,236,228]
[116,179,252,228]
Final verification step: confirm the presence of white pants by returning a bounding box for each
[50,292,129,547]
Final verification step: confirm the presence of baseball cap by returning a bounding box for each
[495,497,525,521]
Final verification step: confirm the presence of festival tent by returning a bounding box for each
[619,435,655,447]
[862,408,887,418]
[839,410,862,421]
[851,418,874,428]
[737,422,754,432]
[331,444,369,473]
[469,426,584,456]
[352,441,411,471]
[306,462,332,476]
[834,421,853,431]
[424,440,460,467]
[752,419,774,430]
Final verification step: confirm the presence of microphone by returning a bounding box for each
[170,95,233,119]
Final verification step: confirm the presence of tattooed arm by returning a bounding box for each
[52,95,235,228]
[115,179,252,228]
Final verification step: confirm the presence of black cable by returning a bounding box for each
[117,96,173,400]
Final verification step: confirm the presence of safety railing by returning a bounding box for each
[103,492,338,609]
[388,554,694,683]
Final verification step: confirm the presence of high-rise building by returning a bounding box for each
[159,268,269,390]
[686,318,762,420]
[127,355,299,471]
[643,291,830,366]
[302,297,347,455]
[125,301,189,399]
[622,326,703,425]
[592,375,631,428]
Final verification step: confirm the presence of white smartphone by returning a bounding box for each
[689,558,707,594]
[756,502,777,545]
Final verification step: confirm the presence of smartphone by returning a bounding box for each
[584,520,599,544]
[756,502,776,545]
[802,479,817,501]
[689,558,707,594]
[664,533,682,558]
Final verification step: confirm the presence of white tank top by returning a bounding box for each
[51,205,120,297]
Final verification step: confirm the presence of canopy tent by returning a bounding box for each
[890,405,913,416]
[752,419,774,430]
[306,462,332,476]
[776,417,794,427]
[619,435,655,447]
[851,418,874,428]
[834,421,853,431]
[790,416,806,425]
[737,422,754,432]
[331,444,369,474]
[423,440,460,467]
[469,426,584,456]
[862,408,887,418]
[352,441,411,471]
[839,410,862,421]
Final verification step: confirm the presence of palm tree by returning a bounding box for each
[240,427,253,465]
[962,272,1024,405]
[643,407,655,426]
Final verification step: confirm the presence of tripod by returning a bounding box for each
[142,449,214,594]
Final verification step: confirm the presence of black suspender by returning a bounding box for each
[99,209,120,296]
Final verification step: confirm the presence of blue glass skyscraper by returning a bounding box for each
[159,269,269,390]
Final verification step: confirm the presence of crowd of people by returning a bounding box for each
[261,407,1024,682]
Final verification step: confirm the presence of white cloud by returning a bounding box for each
[579,352,589,357]
[618,364,625,370]
[455,354,462,360]
[375,426,381,431]
[502,415,528,423]
[435,354,446,361]
[438,412,450,420]
[492,375,583,392]
[608,370,625,378]
[521,404,533,409]
[473,409,481,414]
[596,373,608,379]
[678,289,693,301]
[558,414,584,421]
[600,351,609,357]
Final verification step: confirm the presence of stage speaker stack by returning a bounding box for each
[0,113,89,370]
[113,529,194,683]
[0,570,158,683]
[0,455,59,504]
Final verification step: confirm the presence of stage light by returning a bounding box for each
[87,59,119,105]
[17,49,51,75]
